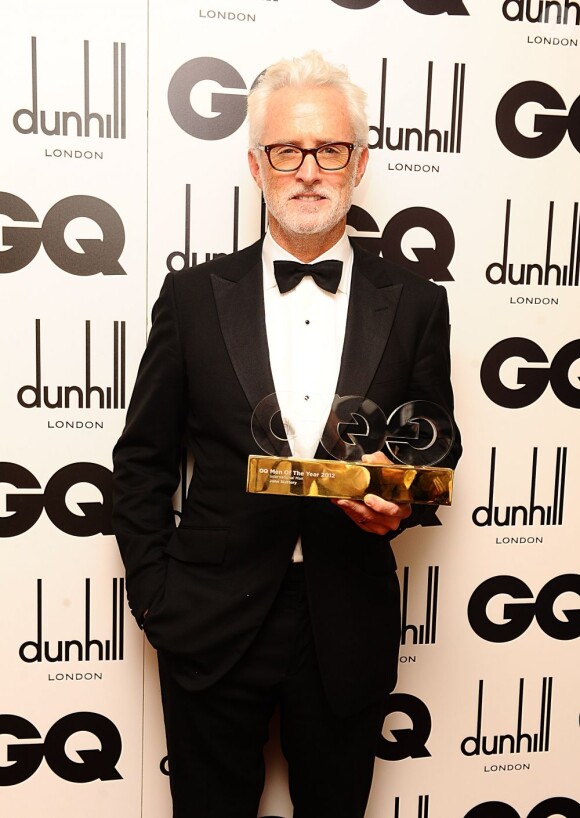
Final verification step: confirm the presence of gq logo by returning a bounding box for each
[168,57,262,140]
[468,575,580,642]
[347,205,455,282]
[496,82,580,158]
[465,799,580,818]
[480,338,580,408]
[377,693,431,761]
[331,0,469,13]
[0,713,122,785]
[0,462,113,537]
[0,192,126,275]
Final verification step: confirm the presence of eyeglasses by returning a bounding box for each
[257,142,357,172]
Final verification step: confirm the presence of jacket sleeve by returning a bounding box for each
[394,282,462,533]
[112,273,188,624]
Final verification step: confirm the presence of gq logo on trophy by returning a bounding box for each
[246,394,455,505]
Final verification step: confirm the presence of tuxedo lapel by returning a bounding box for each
[336,244,403,399]
[210,244,292,457]
[210,240,402,458]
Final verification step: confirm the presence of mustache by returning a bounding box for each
[286,187,332,199]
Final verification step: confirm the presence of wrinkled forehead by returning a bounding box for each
[260,86,354,145]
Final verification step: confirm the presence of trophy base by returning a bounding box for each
[246,456,453,505]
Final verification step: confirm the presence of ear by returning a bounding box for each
[248,149,263,190]
[354,147,369,187]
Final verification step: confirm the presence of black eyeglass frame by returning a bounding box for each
[257,142,358,172]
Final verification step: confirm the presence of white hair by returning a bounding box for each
[247,51,368,148]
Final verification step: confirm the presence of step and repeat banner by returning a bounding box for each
[1,1,579,816]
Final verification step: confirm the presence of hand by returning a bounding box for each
[331,451,412,535]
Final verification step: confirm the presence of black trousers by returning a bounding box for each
[158,563,385,818]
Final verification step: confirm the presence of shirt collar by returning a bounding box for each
[262,230,353,295]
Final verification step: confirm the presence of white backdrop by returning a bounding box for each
[1,1,579,816]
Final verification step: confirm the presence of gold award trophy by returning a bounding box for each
[246,394,455,505]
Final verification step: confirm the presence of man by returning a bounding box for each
[112,52,461,818]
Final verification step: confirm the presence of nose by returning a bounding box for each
[295,152,322,184]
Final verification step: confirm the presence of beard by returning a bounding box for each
[261,165,357,237]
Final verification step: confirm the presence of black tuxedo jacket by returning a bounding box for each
[112,238,461,716]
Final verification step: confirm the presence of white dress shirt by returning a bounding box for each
[262,230,354,561]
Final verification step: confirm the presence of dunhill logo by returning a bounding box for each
[473,447,566,527]
[401,566,439,646]
[461,677,553,756]
[19,578,125,663]
[17,319,126,409]
[166,184,238,272]
[369,59,465,153]
[394,795,430,818]
[166,184,266,272]
[487,200,580,287]
[13,37,126,138]
[503,0,580,25]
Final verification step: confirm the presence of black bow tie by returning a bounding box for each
[273,259,343,294]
